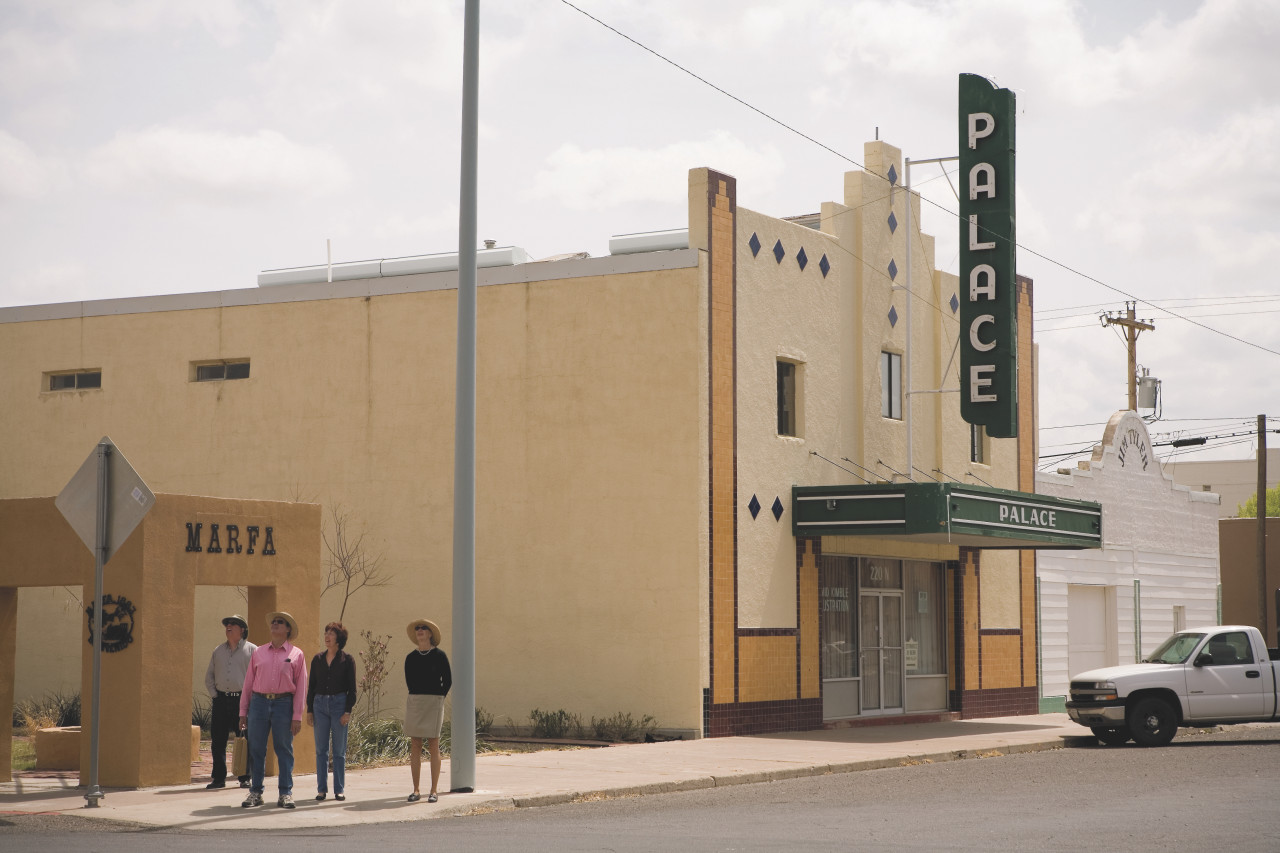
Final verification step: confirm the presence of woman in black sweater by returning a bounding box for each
[404,618,451,803]
[306,621,358,801]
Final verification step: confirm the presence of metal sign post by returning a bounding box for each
[55,437,154,808]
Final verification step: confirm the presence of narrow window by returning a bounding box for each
[193,360,251,382]
[970,423,987,464]
[880,352,901,419]
[777,360,797,436]
[46,370,102,391]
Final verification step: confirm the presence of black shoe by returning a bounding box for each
[238,779,251,788]
[315,793,326,801]
[335,794,345,801]
[205,781,226,789]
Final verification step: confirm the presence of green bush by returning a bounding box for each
[13,690,81,733]
[529,708,583,739]
[476,705,494,734]
[591,712,657,743]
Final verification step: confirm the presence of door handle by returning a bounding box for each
[1246,670,1260,678]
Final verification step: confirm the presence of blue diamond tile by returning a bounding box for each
[749,232,761,257]
[888,305,898,327]
[887,164,898,186]
[748,495,761,519]
[950,293,959,314]
[887,258,898,280]
[819,254,830,278]
[773,239,785,264]
[771,497,784,521]
[887,211,897,233]
[797,247,808,271]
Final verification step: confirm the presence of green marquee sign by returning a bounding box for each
[959,73,1018,438]
[792,483,1101,550]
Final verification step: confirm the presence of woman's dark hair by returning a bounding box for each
[324,621,349,650]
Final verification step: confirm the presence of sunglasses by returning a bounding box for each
[415,626,429,632]
[271,619,288,626]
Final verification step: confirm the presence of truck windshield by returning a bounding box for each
[1146,632,1205,664]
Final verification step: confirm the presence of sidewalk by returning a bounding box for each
[1,713,1086,831]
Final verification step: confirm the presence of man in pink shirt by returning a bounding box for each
[238,611,308,809]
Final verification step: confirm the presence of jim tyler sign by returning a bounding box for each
[959,73,1017,438]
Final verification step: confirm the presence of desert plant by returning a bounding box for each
[345,715,411,767]
[475,705,494,735]
[14,690,81,733]
[192,693,212,734]
[355,630,394,720]
[529,708,583,739]
[591,712,658,743]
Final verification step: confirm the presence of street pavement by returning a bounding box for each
[1,713,1086,831]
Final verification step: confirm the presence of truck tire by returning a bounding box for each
[1126,696,1178,746]
[1091,726,1131,746]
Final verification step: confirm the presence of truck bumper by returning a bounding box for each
[1065,701,1127,727]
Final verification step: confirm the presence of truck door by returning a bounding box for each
[1184,630,1267,719]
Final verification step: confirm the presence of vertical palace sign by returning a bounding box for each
[959,73,1017,438]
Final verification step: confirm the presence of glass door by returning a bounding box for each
[860,591,903,714]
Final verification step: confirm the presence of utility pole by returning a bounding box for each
[1259,414,1268,634]
[1101,302,1154,410]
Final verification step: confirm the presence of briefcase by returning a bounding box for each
[231,735,248,778]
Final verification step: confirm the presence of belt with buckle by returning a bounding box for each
[218,690,242,698]
[255,691,293,700]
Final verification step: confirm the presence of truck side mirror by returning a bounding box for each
[1194,652,1212,667]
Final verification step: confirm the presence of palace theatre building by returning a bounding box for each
[0,139,1099,739]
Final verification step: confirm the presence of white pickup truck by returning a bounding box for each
[1065,625,1280,746]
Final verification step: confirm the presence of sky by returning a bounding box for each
[2,0,1278,470]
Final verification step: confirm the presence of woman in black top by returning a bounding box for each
[404,618,451,803]
[306,622,357,801]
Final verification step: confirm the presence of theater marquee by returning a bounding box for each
[959,73,1017,438]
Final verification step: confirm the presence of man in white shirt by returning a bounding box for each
[203,614,256,789]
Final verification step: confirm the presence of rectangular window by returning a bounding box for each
[193,360,250,382]
[819,556,858,679]
[880,352,901,419]
[970,423,987,464]
[46,370,102,391]
[777,360,797,437]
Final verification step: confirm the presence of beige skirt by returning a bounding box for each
[404,694,445,739]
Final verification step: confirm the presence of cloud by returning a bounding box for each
[0,131,71,199]
[81,127,351,203]
[529,131,784,210]
[21,0,253,44]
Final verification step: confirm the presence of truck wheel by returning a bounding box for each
[1126,697,1177,746]
[1091,726,1131,746]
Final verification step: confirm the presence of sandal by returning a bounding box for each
[427,793,438,803]
[407,792,421,802]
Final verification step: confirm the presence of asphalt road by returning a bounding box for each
[5,726,1279,852]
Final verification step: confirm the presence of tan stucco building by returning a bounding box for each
[1,141,1099,748]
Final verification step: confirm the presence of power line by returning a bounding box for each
[557,0,1280,360]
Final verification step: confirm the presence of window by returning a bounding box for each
[193,360,250,382]
[819,557,857,679]
[777,360,798,437]
[880,351,901,419]
[904,561,946,676]
[47,370,102,391]
[970,423,987,464]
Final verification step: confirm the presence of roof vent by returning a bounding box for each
[258,246,529,286]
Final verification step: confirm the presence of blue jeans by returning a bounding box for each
[247,693,295,796]
[312,693,349,795]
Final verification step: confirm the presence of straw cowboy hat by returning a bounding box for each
[221,614,249,638]
[406,618,441,647]
[266,611,298,639]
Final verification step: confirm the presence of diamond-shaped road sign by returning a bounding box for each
[56,437,154,564]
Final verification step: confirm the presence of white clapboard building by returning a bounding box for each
[1034,411,1221,709]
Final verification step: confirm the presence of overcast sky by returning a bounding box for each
[2,0,1277,469]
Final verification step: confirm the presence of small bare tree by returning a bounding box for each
[321,505,392,622]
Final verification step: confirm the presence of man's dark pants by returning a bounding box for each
[211,690,248,785]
